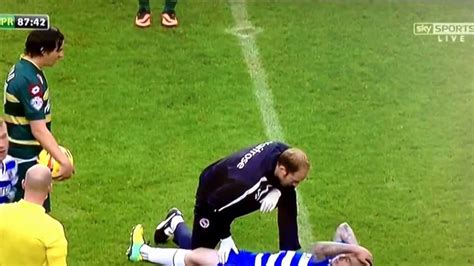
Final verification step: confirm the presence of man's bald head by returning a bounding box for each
[275,147,311,187]
[24,164,53,194]
[278,147,310,173]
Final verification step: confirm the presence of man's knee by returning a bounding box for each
[186,248,218,266]
[191,227,220,249]
[191,214,220,249]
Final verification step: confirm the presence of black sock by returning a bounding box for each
[163,0,178,13]
[138,0,151,12]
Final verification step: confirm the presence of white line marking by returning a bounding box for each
[228,0,314,249]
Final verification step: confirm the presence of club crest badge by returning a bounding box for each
[199,218,210,229]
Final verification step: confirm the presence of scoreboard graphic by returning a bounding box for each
[0,14,49,30]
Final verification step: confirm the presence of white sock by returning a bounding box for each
[170,215,184,233]
[173,249,190,266]
[140,244,189,266]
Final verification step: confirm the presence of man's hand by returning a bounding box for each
[218,236,238,264]
[55,159,74,181]
[30,120,75,181]
[355,246,373,266]
[260,188,281,213]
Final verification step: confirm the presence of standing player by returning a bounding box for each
[2,28,74,212]
[126,222,373,266]
[135,0,179,28]
[154,141,311,263]
[0,118,18,204]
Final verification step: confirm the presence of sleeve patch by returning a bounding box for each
[28,84,43,97]
[30,96,44,111]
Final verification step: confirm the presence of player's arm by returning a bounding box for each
[15,79,73,180]
[332,222,359,245]
[311,242,373,265]
[277,187,301,250]
[185,248,219,266]
[45,223,68,266]
[30,120,73,180]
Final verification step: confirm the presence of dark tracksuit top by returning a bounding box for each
[195,141,301,250]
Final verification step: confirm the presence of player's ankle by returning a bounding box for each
[170,215,184,232]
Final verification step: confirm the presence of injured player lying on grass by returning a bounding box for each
[126,222,373,266]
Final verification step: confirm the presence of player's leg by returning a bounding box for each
[127,224,192,265]
[186,249,258,266]
[154,208,192,249]
[172,218,192,249]
[332,222,359,245]
[190,207,221,249]
[185,248,219,266]
[14,161,52,212]
[135,0,152,27]
[161,0,178,27]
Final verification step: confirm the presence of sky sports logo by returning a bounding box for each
[414,23,474,42]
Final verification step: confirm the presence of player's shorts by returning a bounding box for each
[221,250,328,266]
[190,204,222,249]
[14,161,51,212]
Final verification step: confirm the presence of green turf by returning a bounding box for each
[1,0,473,265]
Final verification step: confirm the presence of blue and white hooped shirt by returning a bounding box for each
[222,250,334,266]
[0,155,18,204]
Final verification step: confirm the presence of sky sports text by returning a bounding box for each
[414,23,474,43]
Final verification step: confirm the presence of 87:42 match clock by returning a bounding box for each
[0,14,50,30]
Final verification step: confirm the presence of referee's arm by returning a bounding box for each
[46,223,68,266]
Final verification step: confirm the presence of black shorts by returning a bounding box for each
[14,161,51,212]
[191,204,229,249]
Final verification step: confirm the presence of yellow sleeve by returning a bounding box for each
[45,221,68,266]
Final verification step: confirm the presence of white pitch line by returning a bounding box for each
[228,0,315,249]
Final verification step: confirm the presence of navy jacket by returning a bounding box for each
[195,141,301,250]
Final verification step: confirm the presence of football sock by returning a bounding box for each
[173,222,192,249]
[138,0,151,12]
[140,245,189,266]
[173,249,189,266]
[163,0,178,13]
[170,215,184,232]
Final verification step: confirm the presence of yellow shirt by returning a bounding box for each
[0,200,68,266]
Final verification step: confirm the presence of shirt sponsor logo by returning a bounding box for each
[236,141,273,169]
[0,184,12,197]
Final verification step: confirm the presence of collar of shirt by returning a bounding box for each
[20,56,42,71]
[267,173,281,188]
[18,199,46,213]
